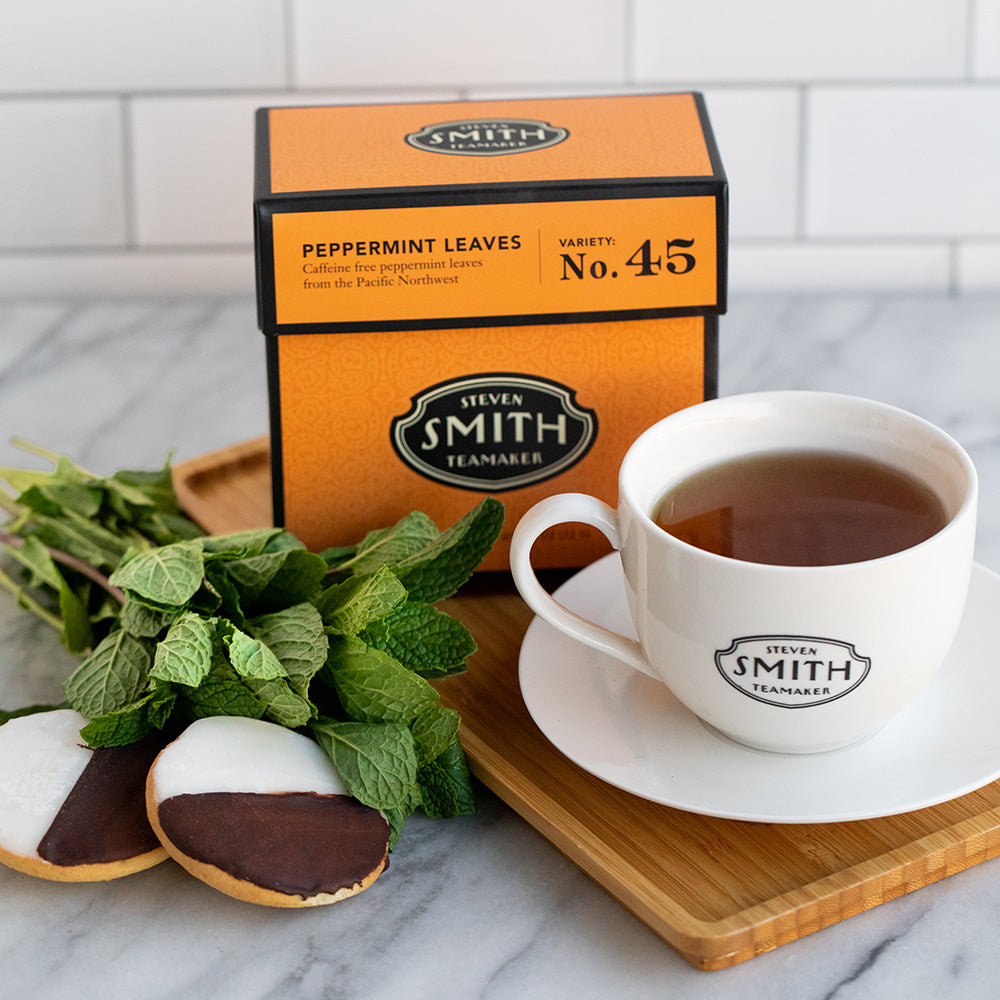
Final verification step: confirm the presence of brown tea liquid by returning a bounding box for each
[653,450,947,566]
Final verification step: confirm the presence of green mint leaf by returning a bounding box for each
[223,552,280,601]
[314,565,407,635]
[359,617,388,645]
[47,481,104,519]
[51,454,94,485]
[262,531,307,554]
[64,630,152,717]
[61,504,134,554]
[65,508,133,556]
[418,734,476,819]
[201,527,285,558]
[81,679,176,747]
[108,538,205,607]
[225,626,287,680]
[13,484,63,517]
[304,666,347,720]
[80,706,151,747]
[224,546,326,611]
[362,600,476,678]
[58,576,93,654]
[244,676,314,728]
[384,808,406,852]
[119,598,178,638]
[390,497,505,603]
[311,718,420,813]
[105,464,198,533]
[186,574,225,617]
[410,705,462,766]
[0,465,49,494]
[87,595,121,641]
[17,481,102,520]
[319,544,357,570]
[109,463,179,510]
[204,564,245,626]
[180,654,265,722]
[21,512,124,571]
[134,509,204,545]
[101,474,158,516]
[5,536,62,590]
[150,612,215,687]
[326,635,439,724]
[339,511,442,575]
[250,548,328,612]
[146,679,177,729]
[246,603,327,696]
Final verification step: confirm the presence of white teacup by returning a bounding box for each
[510,391,978,754]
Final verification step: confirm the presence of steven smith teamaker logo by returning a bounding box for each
[715,635,871,708]
[390,372,597,491]
[405,118,569,156]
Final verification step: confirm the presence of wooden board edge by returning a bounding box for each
[457,725,734,966]
[462,719,1000,970]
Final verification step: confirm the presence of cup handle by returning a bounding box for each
[510,493,657,679]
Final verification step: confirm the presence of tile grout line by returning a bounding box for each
[120,94,138,250]
[965,0,978,80]
[795,83,810,242]
[623,0,634,85]
[283,0,297,90]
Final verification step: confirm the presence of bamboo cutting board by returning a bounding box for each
[174,438,1000,970]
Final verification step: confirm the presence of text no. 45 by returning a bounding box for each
[559,238,696,281]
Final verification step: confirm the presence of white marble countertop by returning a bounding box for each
[2,293,1000,999]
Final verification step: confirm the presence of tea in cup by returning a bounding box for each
[510,391,977,754]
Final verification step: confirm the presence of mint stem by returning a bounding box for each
[0,530,126,603]
[10,437,94,476]
[0,564,63,631]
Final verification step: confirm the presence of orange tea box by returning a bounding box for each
[254,93,727,570]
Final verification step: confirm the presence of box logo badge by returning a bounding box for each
[405,118,569,156]
[715,635,871,708]
[390,372,597,492]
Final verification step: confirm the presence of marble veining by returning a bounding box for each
[1,294,1000,999]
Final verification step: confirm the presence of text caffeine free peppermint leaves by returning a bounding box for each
[0,444,504,847]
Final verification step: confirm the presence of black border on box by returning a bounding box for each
[254,93,727,532]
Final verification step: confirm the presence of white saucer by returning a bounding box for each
[519,554,1000,823]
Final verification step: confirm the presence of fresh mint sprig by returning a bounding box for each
[0,442,504,846]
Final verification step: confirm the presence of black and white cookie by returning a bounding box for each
[145,715,390,907]
[0,709,167,881]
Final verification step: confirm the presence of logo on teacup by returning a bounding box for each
[715,635,871,708]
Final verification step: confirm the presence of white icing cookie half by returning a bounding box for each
[146,716,390,907]
[0,709,168,881]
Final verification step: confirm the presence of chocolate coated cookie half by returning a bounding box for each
[0,709,168,881]
[146,715,389,907]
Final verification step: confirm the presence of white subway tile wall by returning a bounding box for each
[293,1,627,87]
[0,1,287,92]
[0,0,996,294]
[806,87,1000,238]
[974,0,1000,76]
[1,100,127,248]
[631,0,968,81]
